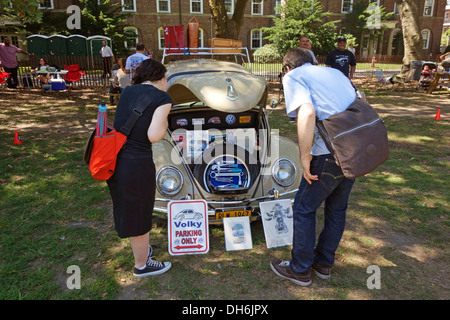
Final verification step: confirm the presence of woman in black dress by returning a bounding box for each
[107,59,172,277]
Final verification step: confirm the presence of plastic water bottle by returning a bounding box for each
[96,101,108,136]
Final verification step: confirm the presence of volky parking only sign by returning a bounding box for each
[168,200,209,256]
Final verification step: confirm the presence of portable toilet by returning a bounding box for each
[26,35,49,56]
[48,34,68,56]
[67,34,87,56]
[87,35,112,68]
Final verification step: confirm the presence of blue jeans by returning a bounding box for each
[290,154,355,273]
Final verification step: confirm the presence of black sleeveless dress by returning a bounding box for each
[107,84,172,238]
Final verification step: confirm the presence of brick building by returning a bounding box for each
[0,0,446,61]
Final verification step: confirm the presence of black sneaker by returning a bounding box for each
[133,257,171,278]
[270,258,312,287]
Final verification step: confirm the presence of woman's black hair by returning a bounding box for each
[282,48,314,72]
[132,59,167,85]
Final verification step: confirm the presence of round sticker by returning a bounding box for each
[225,114,236,125]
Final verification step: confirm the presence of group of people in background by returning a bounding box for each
[106,42,152,104]
[298,35,356,80]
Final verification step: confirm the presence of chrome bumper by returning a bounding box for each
[153,188,297,215]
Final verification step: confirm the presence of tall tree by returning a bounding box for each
[0,0,43,24]
[209,0,249,39]
[395,0,423,75]
[261,0,339,56]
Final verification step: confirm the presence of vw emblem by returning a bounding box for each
[225,114,236,125]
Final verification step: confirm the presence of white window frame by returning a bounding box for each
[190,0,203,14]
[251,29,262,50]
[38,0,54,9]
[252,0,263,15]
[341,0,353,13]
[158,27,165,50]
[122,0,136,12]
[225,0,234,15]
[198,28,204,48]
[157,0,171,13]
[423,0,434,16]
[421,29,431,49]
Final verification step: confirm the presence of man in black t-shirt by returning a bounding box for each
[325,36,356,80]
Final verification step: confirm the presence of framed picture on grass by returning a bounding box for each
[260,199,293,249]
[223,216,253,251]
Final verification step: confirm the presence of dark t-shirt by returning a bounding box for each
[114,84,172,154]
[325,49,356,77]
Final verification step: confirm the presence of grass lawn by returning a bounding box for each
[0,78,448,301]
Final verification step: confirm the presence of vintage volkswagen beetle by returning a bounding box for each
[152,47,301,222]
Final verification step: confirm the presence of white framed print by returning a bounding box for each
[223,216,253,251]
[260,199,293,249]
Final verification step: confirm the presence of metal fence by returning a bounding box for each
[11,53,411,88]
[17,55,112,88]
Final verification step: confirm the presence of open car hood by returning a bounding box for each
[166,59,267,113]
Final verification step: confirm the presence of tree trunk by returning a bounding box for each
[209,0,249,40]
[395,0,423,75]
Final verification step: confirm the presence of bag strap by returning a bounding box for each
[119,93,152,136]
[315,117,335,156]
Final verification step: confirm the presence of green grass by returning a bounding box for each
[0,86,448,300]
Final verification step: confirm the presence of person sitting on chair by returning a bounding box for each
[31,58,52,85]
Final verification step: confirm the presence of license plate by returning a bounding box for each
[215,207,252,220]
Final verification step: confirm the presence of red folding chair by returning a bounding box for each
[63,64,85,88]
[0,71,10,86]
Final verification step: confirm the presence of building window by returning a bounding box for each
[1,35,19,47]
[158,27,165,50]
[252,0,263,15]
[274,0,282,15]
[251,29,262,49]
[191,0,202,13]
[421,29,431,49]
[122,0,136,12]
[423,0,434,16]
[225,0,234,14]
[341,0,353,13]
[124,27,138,49]
[38,0,53,9]
[394,3,399,15]
[157,0,170,13]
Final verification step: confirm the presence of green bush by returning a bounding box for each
[253,44,282,63]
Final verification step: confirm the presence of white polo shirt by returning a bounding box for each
[101,45,113,58]
[283,63,356,155]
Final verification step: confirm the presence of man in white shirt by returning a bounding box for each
[125,43,149,81]
[270,48,356,287]
[100,40,114,78]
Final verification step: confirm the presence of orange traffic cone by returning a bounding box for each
[434,109,441,120]
[14,131,23,145]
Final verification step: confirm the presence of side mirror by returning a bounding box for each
[269,98,279,109]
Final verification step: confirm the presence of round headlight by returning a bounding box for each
[272,158,296,187]
[156,166,183,196]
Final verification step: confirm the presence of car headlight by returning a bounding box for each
[156,166,183,196]
[272,158,296,187]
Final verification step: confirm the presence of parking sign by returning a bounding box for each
[168,200,209,255]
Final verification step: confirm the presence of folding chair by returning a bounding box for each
[0,71,11,87]
[63,64,85,88]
